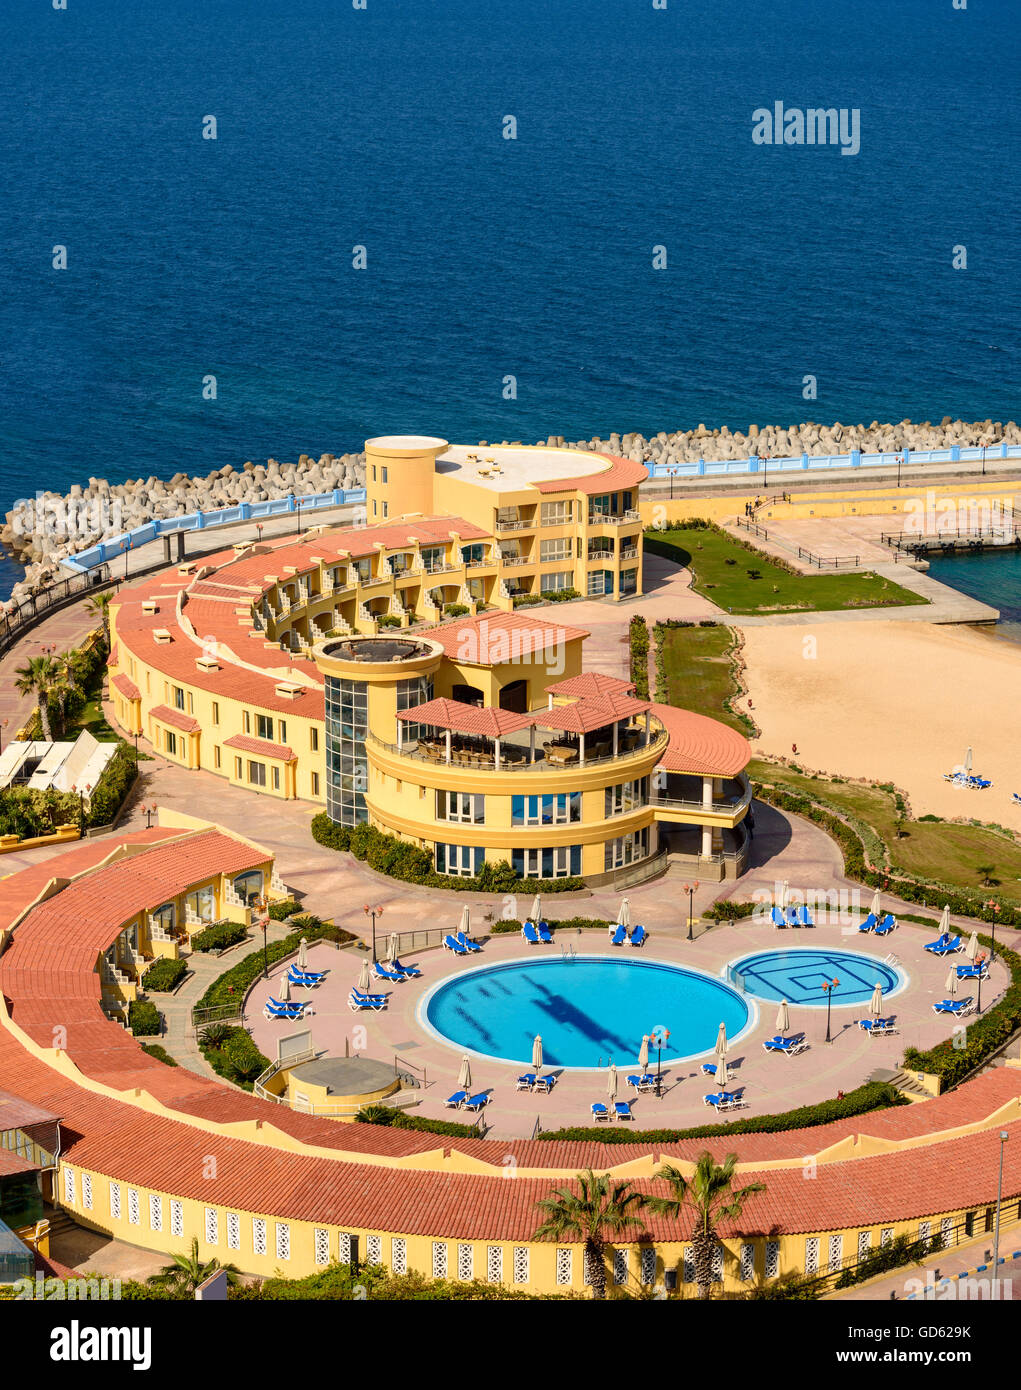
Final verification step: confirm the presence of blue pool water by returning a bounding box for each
[421,957,749,1069]
[729,949,902,1007]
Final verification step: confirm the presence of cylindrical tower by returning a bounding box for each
[364,434,449,523]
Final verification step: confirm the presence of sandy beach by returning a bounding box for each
[740,619,1021,829]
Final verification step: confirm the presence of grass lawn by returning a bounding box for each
[655,623,751,735]
[751,758,1021,905]
[645,526,927,615]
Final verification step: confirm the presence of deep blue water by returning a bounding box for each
[2,0,1019,600]
[729,949,902,1008]
[927,549,1021,644]
[422,956,749,1068]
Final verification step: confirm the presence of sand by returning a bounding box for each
[739,619,1021,829]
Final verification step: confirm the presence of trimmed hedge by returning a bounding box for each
[268,898,300,920]
[705,900,757,921]
[142,957,187,992]
[356,1104,480,1138]
[190,920,248,953]
[141,1043,178,1067]
[128,999,161,1037]
[194,917,355,1015]
[310,815,584,894]
[491,916,611,934]
[537,1081,906,1142]
[628,615,650,698]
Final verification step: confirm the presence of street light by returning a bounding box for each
[683,881,699,941]
[822,977,840,1042]
[364,904,384,964]
[651,1028,670,1097]
[143,801,157,829]
[993,1130,1009,1293]
[72,782,91,839]
[256,894,270,979]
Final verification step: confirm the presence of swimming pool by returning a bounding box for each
[727,948,903,1007]
[419,956,751,1069]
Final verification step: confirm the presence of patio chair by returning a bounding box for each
[933,997,973,1016]
[857,913,877,933]
[591,1102,611,1123]
[390,957,421,978]
[287,964,326,988]
[533,1075,555,1093]
[858,1018,898,1036]
[790,905,814,927]
[610,923,627,947]
[521,921,541,945]
[613,1101,633,1121]
[516,1074,537,1091]
[455,931,483,953]
[763,1034,807,1056]
[873,914,896,936]
[444,1090,469,1108]
[373,961,409,982]
[771,907,787,928]
[924,933,962,955]
[348,989,386,1012]
[443,934,470,955]
[536,921,553,943]
[956,963,988,980]
[626,1073,655,1092]
[263,998,307,1020]
[463,1092,489,1112]
[628,923,648,947]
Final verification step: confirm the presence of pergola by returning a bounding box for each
[395,697,536,769]
[536,690,653,762]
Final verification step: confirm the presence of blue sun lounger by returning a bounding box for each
[933,997,973,1016]
[763,1034,807,1056]
[348,989,386,1012]
[610,923,627,946]
[626,1073,656,1092]
[533,1075,555,1093]
[463,1092,489,1112]
[956,962,988,980]
[789,905,814,927]
[390,957,421,978]
[287,963,326,988]
[455,931,483,953]
[522,922,541,945]
[858,1017,898,1036]
[771,907,786,928]
[704,1091,745,1111]
[373,961,409,982]
[444,1090,469,1108]
[628,923,647,946]
[263,997,307,1020]
[614,1101,633,1121]
[858,913,877,934]
[516,1073,537,1090]
[591,1102,611,1123]
[873,914,896,936]
[443,934,470,955]
[924,933,962,955]
[700,1062,731,1078]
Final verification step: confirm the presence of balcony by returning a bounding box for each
[368,722,668,774]
[495,516,535,533]
[500,553,535,567]
[651,772,752,822]
[588,509,641,526]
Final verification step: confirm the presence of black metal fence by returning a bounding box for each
[0,565,112,658]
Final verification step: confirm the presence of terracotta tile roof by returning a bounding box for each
[536,690,651,735]
[111,672,140,701]
[530,452,648,496]
[149,704,201,734]
[0,1148,40,1176]
[545,673,635,699]
[223,734,296,762]
[651,701,751,777]
[0,1089,59,1129]
[430,610,589,662]
[396,698,533,738]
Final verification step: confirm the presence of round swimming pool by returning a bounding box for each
[727,948,904,1007]
[418,956,751,1069]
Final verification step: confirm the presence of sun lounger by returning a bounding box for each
[263,998,307,1020]
[443,934,470,955]
[771,907,786,928]
[626,1073,656,1092]
[287,964,326,988]
[463,1092,489,1112]
[1013,793,1021,806]
[628,923,647,947]
[533,1075,554,1093]
[924,933,962,955]
[956,963,988,980]
[874,914,896,936]
[373,962,408,982]
[591,1102,610,1123]
[614,1101,633,1120]
[536,921,553,943]
[516,1073,537,1090]
[444,1090,469,1108]
[455,931,483,953]
[390,957,421,977]
[763,1034,807,1056]
[859,1018,898,1035]
[704,1091,745,1111]
[348,990,386,1012]
[933,997,973,1016]
[610,923,627,946]
[858,913,877,934]
[522,922,541,945]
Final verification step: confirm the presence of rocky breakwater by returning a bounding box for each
[1,451,366,608]
[539,415,1020,470]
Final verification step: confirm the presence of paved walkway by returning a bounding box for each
[833,1233,1021,1302]
[0,602,102,735]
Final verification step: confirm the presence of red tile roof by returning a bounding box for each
[537,690,652,735]
[545,673,635,699]
[430,610,589,662]
[651,701,751,777]
[149,704,201,734]
[223,734,296,762]
[111,672,140,701]
[396,698,533,738]
[0,1148,40,1176]
[530,452,648,496]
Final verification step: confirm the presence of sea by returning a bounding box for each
[2,0,1019,604]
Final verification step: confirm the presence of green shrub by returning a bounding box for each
[903,937,1021,1087]
[128,999,161,1037]
[538,1082,906,1142]
[199,1024,269,1090]
[834,1233,944,1289]
[629,615,650,698]
[443,603,470,616]
[224,1030,268,1082]
[539,587,580,602]
[356,1105,480,1137]
[490,916,612,934]
[194,919,355,1015]
[704,900,758,921]
[141,1043,178,1067]
[85,741,138,827]
[268,898,300,920]
[377,614,402,628]
[142,957,187,992]
[511,594,541,607]
[190,920,248,953]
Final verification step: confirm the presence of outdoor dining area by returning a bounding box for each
[395,689,656,770]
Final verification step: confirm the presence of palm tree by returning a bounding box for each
[646,1152,765,1299]
[147,1236,241,1295]
[533,1169,645,1299]
[50,653,83,740]
[85,592,112,646]
[14,655,58,740]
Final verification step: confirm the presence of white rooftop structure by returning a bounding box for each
[0,732,116,798]
[436,443,608,492]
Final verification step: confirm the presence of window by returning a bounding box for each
[555,1249,572,1285]
[127,1189,140,1226]
[325,675,370,825]
[338,1233,355,1264]
[366,1235,382,1265]
[588,536,614,559]
[382,502,388,518]
[392,1237,407,1275]
[432,1242,448,1278]
[381,466,388,484]
[63,1168,75,1206]
[740,1243,755,1281]
[82,1173,93,1210]
[881,1227,894,1246]
[272,767,280,791]
[233,870,264,905]
[247,760,266,787]
[185,885,215,924]
[513,1247,529,1283]
[857,1231,872,1261]
[227,1213,241,1250]
[605,778,649,816]
[540,500,571,525]
[276,1223,290,1260]
[253,1218,267,1256]
[205,1208,219,1245]
[711,1244,724,1283]
[640,1248,656,1286]
[540,571,573,593]
[436,790,485,824]
[311,772,320,797]
[587,569,614,596]
[314,1228,330,1265]
[604,828,649,870]
[164,729,177,756]
[457,1244,473,1280]
[257,714,273,740]
[828,1234,843,1272]
[512,793,580,826]
[212,701,220,724]
[941,1217,953,1246]
[539,537,571,563]
[804,1237,819,1274]
[310,727,319,751]
[613,1249,628,1285]
[512,845,581,879]
[171,1200,183,1238]
[234,756,243,779]
[149,1195,162,1231]
[173,685,185,711]
[395,675,434,743]
[214,746,221,768]
[371,465,376,481]
[110,1183,122,1220]
[765,1240,780,1278]
[918,1221,931,1242]
[620,567,638,596]
[244,711,252,734]
[435,843,484,878]
[487,1246,503,1282]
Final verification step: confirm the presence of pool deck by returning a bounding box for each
[247,918,1006,1141]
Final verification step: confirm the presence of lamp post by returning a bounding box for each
[822,977,840,1043]
[0,718,7,752]
[144,801,157,829]
[896,454,903,488]
[977,960,984,1015]
[364,904,384,964]
[684,881,699,941]
[652,1028,670,1097]
[72,782,91,839]
[256,895,270,979]
[993,1130,1009,1293]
